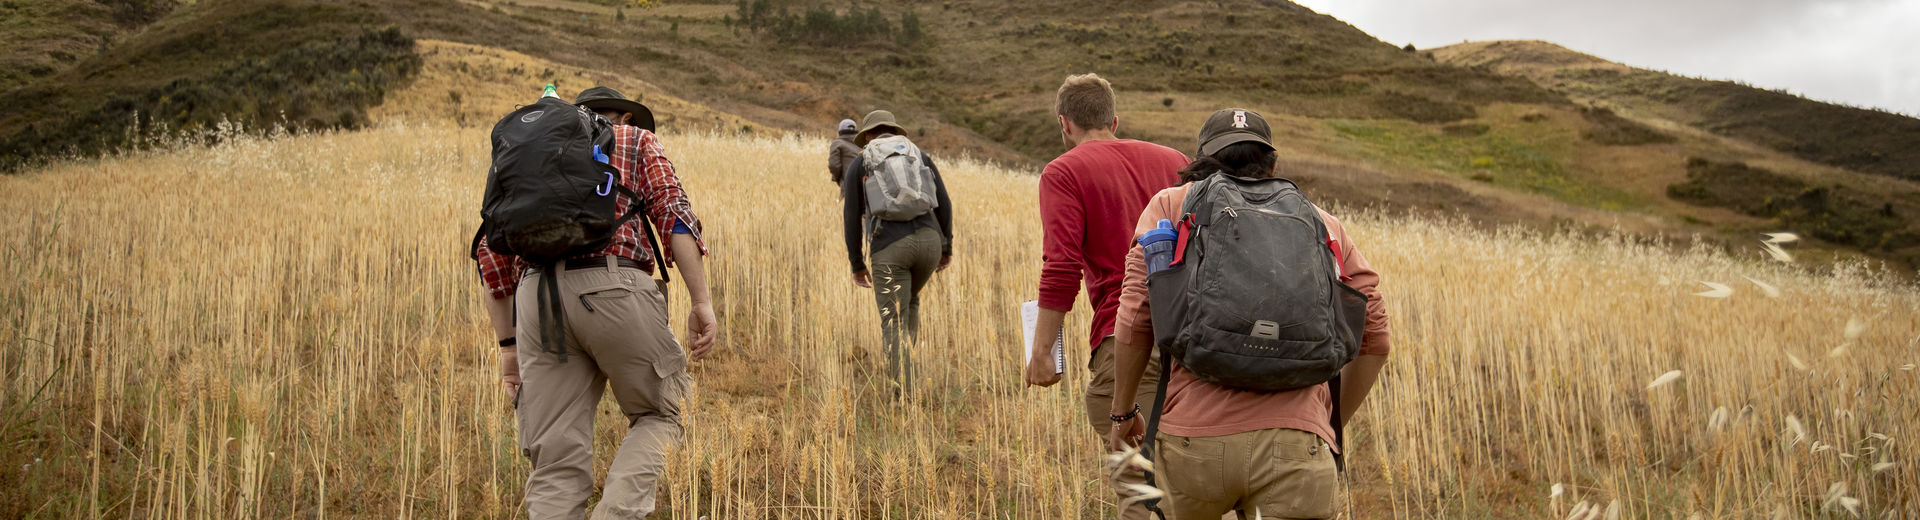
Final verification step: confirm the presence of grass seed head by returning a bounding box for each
[1693,281,1734,298]
[1647,370,1683,390]
[1743,276,1781,298]
[1786,415,1808,445]
[1762,242,1795,263]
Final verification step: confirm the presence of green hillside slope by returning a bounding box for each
[1434,40,1920,182]
[1434,39,1920,270]
[5,0,1915,272]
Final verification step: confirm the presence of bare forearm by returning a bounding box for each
[484,294,514,341]
[1032,307,1067,364]
[1109,339,1152,415]
[670,234,711,305]
[1338,354,1388,423]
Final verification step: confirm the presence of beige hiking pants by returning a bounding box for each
[1154,428,1338,520]
[1085,338,1162,520]
[515,259,690,520]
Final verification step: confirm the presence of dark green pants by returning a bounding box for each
[870,226,942,395]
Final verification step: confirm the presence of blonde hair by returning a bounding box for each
[1055,73,1116,132]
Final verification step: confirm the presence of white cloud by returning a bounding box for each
[1292,0,1920,115]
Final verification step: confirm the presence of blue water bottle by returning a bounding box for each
[1140,219,1178,274]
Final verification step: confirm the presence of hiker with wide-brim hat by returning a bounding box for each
[853,109,908,146]
[574,86,656,132]
[840,109,954,399]
[475,83,713,518]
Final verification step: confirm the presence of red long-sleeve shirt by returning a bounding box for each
[1037,139,1187,351]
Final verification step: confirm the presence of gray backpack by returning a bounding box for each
[860,135,939,221]
[1148,173,1368,391]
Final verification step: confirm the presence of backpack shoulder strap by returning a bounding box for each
[1141,352,1175,520]
[610,184,672,285]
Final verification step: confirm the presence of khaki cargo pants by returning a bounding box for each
[1085,339,1162,520]
[1154,428,1338,520]
[515,259,691,520]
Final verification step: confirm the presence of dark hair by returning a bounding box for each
[1177,142,1277,184]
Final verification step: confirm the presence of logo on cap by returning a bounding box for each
[1232,110,1248,129]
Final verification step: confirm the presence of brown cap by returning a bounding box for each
[1196,108,1273,157]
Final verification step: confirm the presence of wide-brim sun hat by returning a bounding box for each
[573,86,657,132]
[855,110,906,146]
[1196,107,1274,157]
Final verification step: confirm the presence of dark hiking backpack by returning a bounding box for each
[1137,173,1370,519]
[478,96,623,263]
[471,96,669,361]
[1147,173,1368,391]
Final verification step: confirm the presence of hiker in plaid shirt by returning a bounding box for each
[476,86,716,520]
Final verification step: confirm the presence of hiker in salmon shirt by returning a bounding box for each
[1025,73,1187,520]
[1107,108,1392,520]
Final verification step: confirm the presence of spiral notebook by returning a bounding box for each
[1020,300,1066,374]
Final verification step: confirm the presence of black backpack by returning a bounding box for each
[1138,173,1370,517]
[472,96,668,361]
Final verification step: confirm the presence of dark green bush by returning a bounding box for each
[1578,106,1673,145]
[0,26,420,173]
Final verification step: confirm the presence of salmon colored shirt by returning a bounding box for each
[1114,183,1392,448]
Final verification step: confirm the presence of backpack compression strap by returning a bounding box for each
[539,262,569,363]
[1140,352,1174,520]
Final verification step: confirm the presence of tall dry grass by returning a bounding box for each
[1,121,1915,518]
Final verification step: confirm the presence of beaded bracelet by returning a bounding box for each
[1110,403,1140,422]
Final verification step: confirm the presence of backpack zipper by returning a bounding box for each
[1217,206,1299,220]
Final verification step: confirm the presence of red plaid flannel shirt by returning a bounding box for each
[476,125,706,299]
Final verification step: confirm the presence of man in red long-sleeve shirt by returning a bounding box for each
[1026,73,1186,520]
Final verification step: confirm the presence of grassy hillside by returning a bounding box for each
[1434,40,1920,182]
[0,0,177,91]
[7,0,1918,273]
[2,118,1916,518]
[0,0,420,172]
[1433,40,1920,271]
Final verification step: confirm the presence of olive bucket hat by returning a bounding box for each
[854,109,907,146]
[573,86,656,132]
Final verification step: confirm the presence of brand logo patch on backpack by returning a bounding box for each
[520,110,546,124]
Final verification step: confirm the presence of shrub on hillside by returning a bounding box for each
[1375,91,1475,123]
[1578,106,1674,146]
[735,1,913,48]
[0,26,420,173]
[1667,157,1914,252]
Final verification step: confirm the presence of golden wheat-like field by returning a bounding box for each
[0,118,1915,519]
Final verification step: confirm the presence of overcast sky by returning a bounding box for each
[1290,0,1920,117]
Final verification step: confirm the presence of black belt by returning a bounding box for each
[528,256,648,273]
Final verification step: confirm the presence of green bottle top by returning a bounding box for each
[541,83,559,99]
